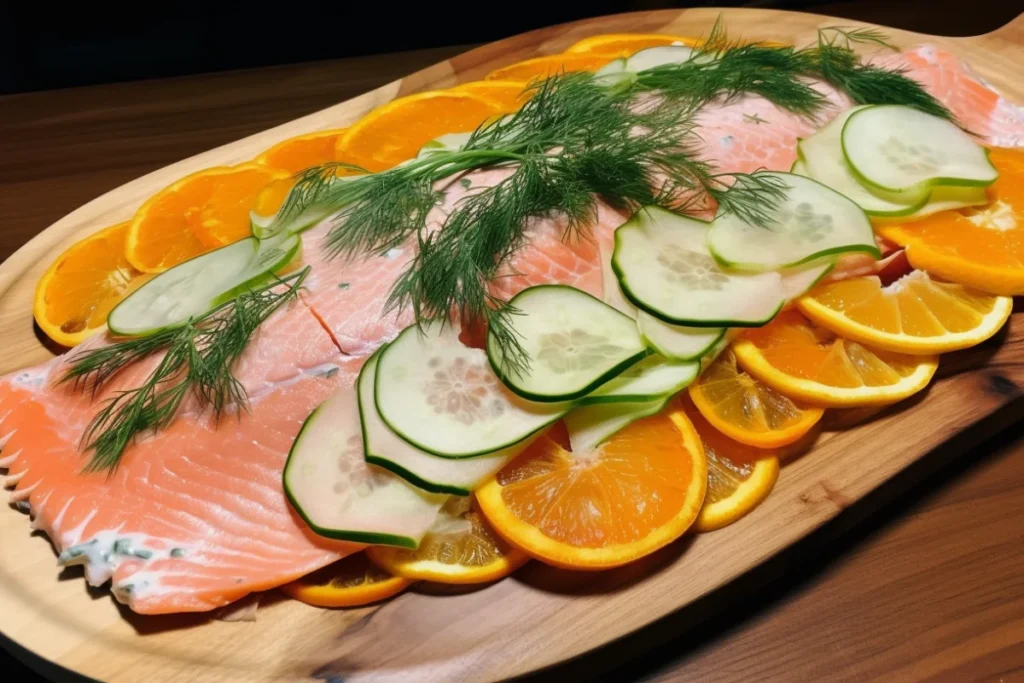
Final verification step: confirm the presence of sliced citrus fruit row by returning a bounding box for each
[565,33,700,56]
[255,127,349,174]
[484,53,615,83]
[797,271,1013,355]
[689,347,824,448]
[477,412,707,570]
[876,147,1024,296]
[367,496,528,584]
[125,163,290,273]
[679,399,780,532]
[33,222,153,347]
[281,552,412,608]
[732,310,939,407]
[335,90,505,172]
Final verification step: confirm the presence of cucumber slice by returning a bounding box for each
[251,204,333,240]
[581,354,698,404]
[791,158,809,175]
[358,349,514,496]
[284,388,446,549]
[376,322,571,458]
[841,105,998,193]
[799,107,930,217]
[600,236,638,316]
[613,207,787,327]
[780,262,833,300]
[593,58,635,91]
[709,171,879,271]
[636,311,725,362]
[487,285,648,402]
[108,233,299,337]
[565,396,670,455]
[871,185,990,224]
[626,45,695,72]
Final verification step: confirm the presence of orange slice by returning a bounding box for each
[484,53,615,83]
[450,80,532,112]
[335,91,504,172]
[876,147,1024,295]
[797,270,1013,354]
[33,222,153,347]
[732,310,938,407]
[281,552,411,608]
[565,33,700,56]
[126,164,289,272]
[689,347,824,448]
[477,412,706,570]
[255,127,348,174]
[366,496,528,584]
[680,399,780,532]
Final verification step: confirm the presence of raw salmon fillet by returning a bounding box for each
[0,301,359,613]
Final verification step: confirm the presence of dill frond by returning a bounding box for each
[62,268,310,472]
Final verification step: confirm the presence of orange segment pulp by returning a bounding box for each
[876,147,1024,295]
[681,400,780,533]
[484,53,615,83]
[476,412,706,570]
[732,310,938,407]
[255,127,349,174]
[565,33,700,56]
[34,222,152,347]
[335,91,504,172]
[689,347,824,448]
[367,496,529,584]
[281,552,411,608]
[797,270,1013,354]
[450,80,533,112]
[126,164,289,272]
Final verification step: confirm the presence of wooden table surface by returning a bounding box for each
[1,9,1022,683]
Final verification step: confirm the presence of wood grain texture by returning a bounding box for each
[0,7,1022,683]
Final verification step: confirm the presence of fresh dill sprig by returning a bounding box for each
[62,268,310,472]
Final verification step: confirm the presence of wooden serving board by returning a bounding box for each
[1,7,1022,682]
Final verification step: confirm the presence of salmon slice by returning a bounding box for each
[0,301,359,614]
[877,45,1024,146]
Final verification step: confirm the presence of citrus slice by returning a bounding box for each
[565,33,700,56]
[680,400,780,532]
[484,53,615,83]
[366,496,528,584]
[255,127,348,174]
[477,412,707,570]
[34,222,153,347]
[450,80,532,112]
[732,310,938,407]
[281,552,412,608]
[126,163,289,272]
[335,91,504,172]
[876,147,1024,295]
[688,347,824,448]
[797,270,1013,354]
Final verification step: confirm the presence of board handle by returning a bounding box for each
[976,11,1024,44]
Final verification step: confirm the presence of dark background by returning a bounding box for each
[1,1,1021,681]
[0,0,1019,95]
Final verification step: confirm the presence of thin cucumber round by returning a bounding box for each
[580,354,698,405]
[626,45,695,72]
[487,285,649,402]
[798,107,930,217]
[600,236,638,317]
[358,349,514,496]
[636,311,725,362]
[841,105,998,193]
[283,388,446,549]
[593,58,635,91]
[376,322,571,459]
[613,206,787,327]
[709,172,879,271]
[417,132,472,158]
[108,233,299,337]
[565,396,670,455]
[871,185,989,224]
